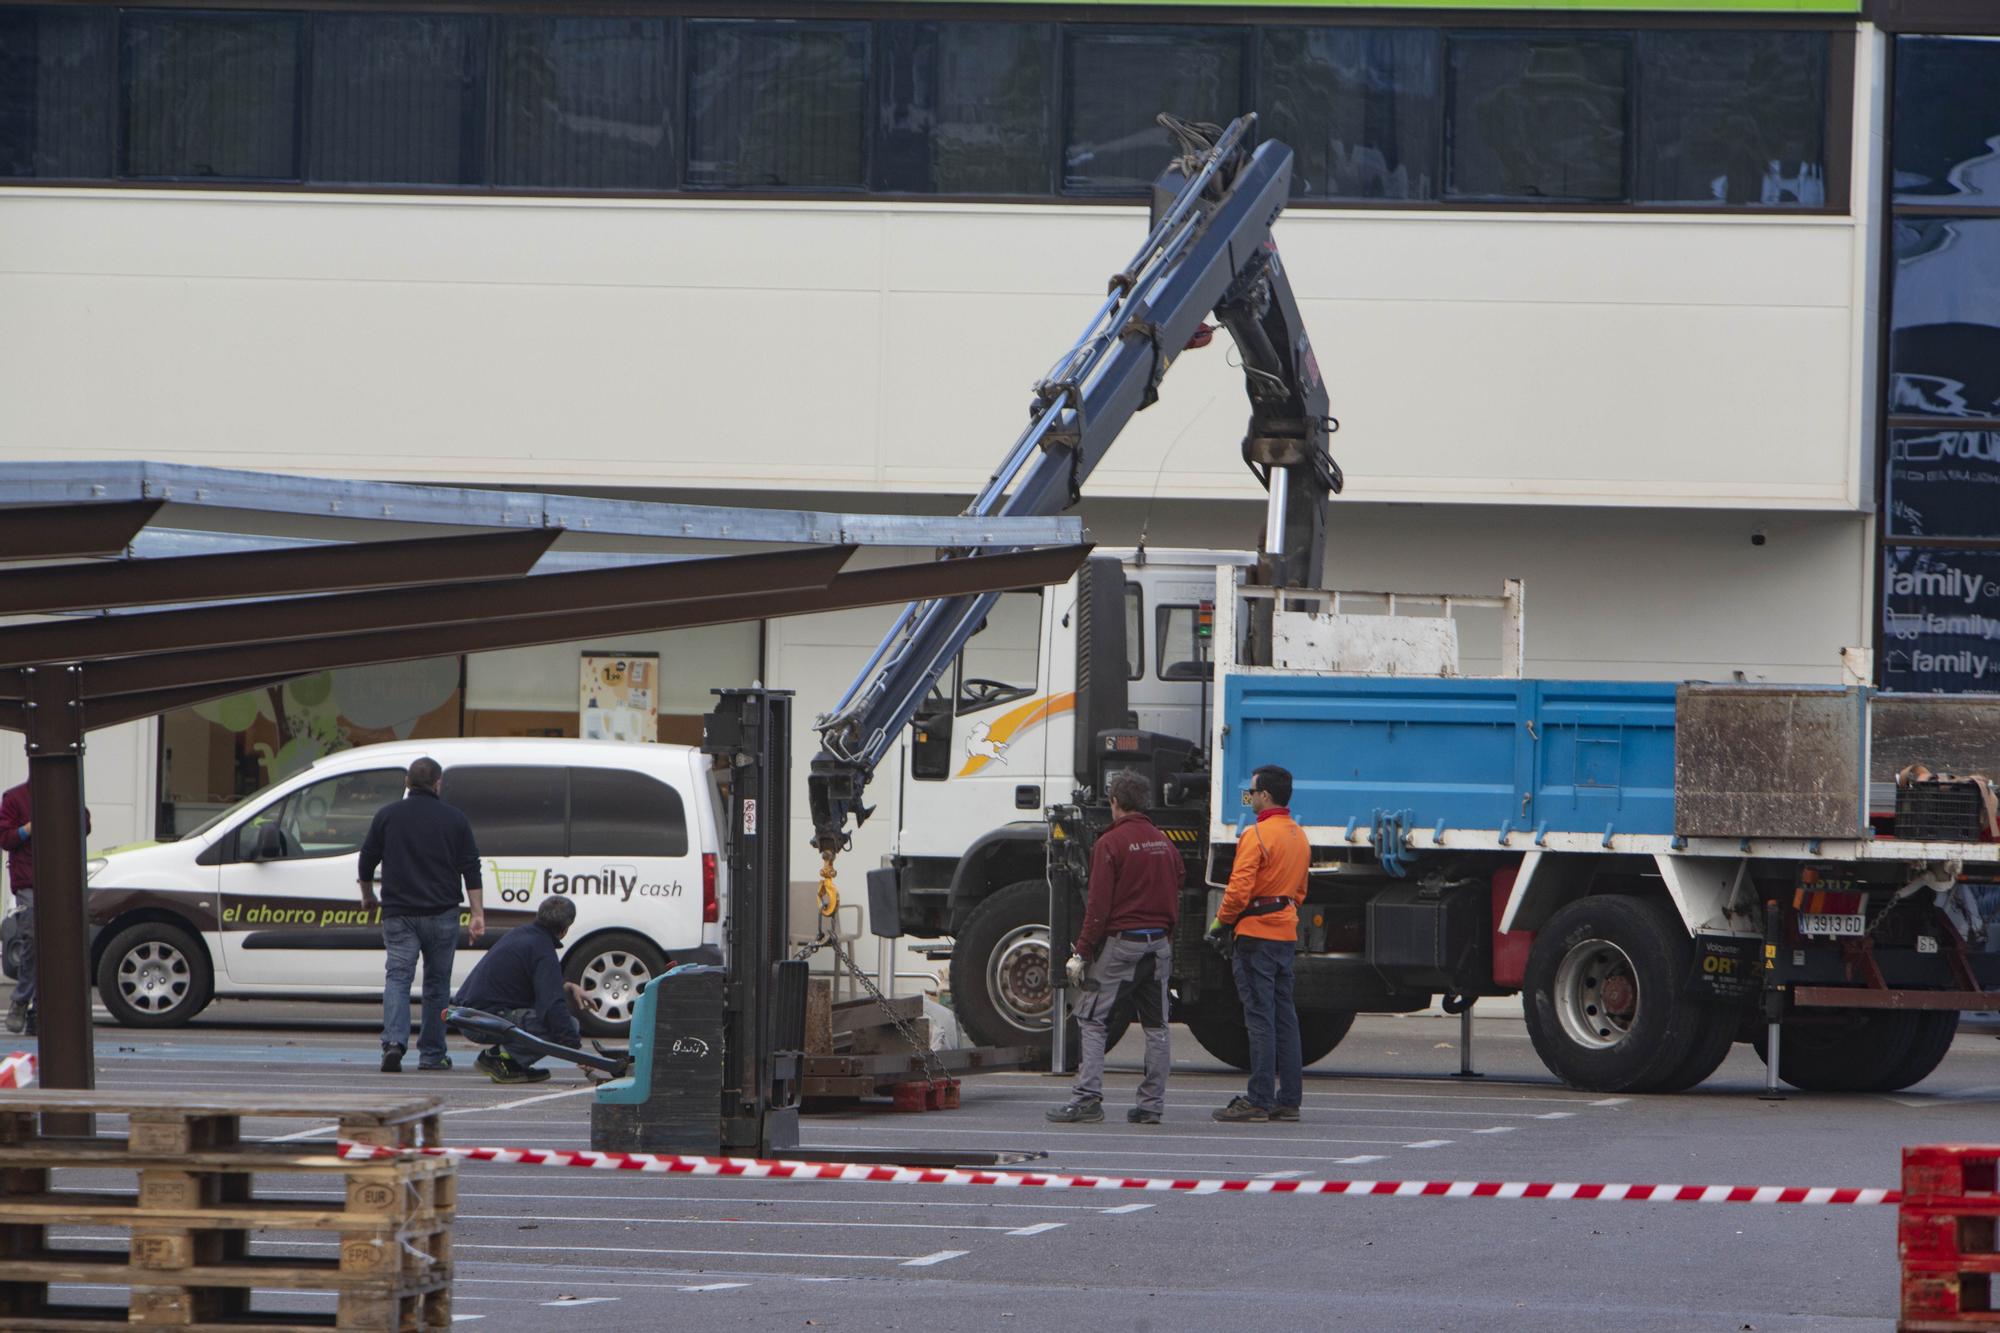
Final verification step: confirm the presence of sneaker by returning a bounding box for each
[1270,1105,1301,1123]
[1044,1097,1105,1124]
[380,1046,404,1074]
[1211,1096,1269,1123]
[475,1049,550,1085]
[417,1055,453,1072]
[4,1002,23,1035]
[1126,1107,1162,1125]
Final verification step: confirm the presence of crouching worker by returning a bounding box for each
[452,897,598,1084]
[1047,770,1180,1125]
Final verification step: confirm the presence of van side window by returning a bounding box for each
[235,768,404,861]
[446,765,567,857]
[569,768,689,857]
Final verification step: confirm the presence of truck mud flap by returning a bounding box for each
[1689,933,1759,1002]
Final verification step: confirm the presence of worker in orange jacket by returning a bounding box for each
[1210,765,1308,1122]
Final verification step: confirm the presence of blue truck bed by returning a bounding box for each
[1219,676,1678,838]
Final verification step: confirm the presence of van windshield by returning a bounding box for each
[179,790,266,843]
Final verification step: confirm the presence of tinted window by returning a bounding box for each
[877,21,1052,194]
[496,17,675,191]
[687,20,867,189]
[1447,33,1627,202]
[1124,583,1144,681]
[1886,428,2000,541]
[1890,217,2000,420]
[1260,28,1439,201]
[308,15,485,187]
[1063,29,1242,193]
[236,768,404,861]
[570,767,689,857]
[122,12,300,180]
[1894,37,2000,203]
[1636,31,1825,206]
[1156,604,1214,681]
[0,7,112,179]
[446,765,566,857]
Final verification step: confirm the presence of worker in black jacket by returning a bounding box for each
[453,896,597,1083]
[359,757,483,1074]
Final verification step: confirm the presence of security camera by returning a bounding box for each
[1750,528,1767,547]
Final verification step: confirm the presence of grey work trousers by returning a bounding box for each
[1071,932,1172,1114]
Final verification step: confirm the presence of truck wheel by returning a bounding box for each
[1875,1012,1959,1092]
[1753,1010,1918,1092]
[95,921,213,1028]
[1647,1007,1739,1094]
[951,881,1127,1059]
[563,931,668,1038]
[1184,984,1353,1071]
[1522,896,1709,1094]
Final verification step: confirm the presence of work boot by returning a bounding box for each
[1211,1096,1269,1123]
[5,1001,23,1035]
[476,1049,550,1085]
[380,1045,404,1074]
[1270,1105,1301,1123]
[1044,1097,1104,1124]
[1126,1107,1162,1125]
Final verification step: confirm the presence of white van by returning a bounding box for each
[84,738,726,1035]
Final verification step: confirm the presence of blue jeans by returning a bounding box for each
[1232,937,1301,1111]
[383,910,460,1064]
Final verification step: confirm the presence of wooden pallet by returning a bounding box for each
[0,1092,453,1331]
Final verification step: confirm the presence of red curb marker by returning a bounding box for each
[335,1140,1901,1206]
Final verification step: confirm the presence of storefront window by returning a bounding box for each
[158,657,461,838]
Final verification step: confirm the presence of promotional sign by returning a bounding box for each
[1882,548,2000,694]
[1887,428,2000,542]
[580,652,660,743]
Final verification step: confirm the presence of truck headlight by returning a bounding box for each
[86,858,107,882]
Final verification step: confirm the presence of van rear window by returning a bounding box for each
[446,765,566,857]
[570,767,689,857]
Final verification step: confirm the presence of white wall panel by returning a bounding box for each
[0,190,1869,511]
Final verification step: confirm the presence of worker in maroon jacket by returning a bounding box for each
[1047,770,1182,1125]
[0,776,91,1037]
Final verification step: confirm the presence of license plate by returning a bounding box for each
[1798,912,1866,937]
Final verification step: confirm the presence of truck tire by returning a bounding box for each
[1183,979,1355,1072]
[951,880,1127,1060]
[1753,1010,1921,1092]
[563,931,668,1039]
[95,921,213,1028]
[1875,1011,1959,1092]
[1647,1006,1739,1094]
[1522,895,1711,1094]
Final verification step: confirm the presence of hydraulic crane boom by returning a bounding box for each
[808,113,1342,868]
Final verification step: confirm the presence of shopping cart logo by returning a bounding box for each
[489,861,540,905]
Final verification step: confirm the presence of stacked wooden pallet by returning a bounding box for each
[0,1091,452,1331]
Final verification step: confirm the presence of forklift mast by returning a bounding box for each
[808,113,1342,857]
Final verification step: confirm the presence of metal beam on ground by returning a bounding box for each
[0,461,1086,549]
[0,528,560,616]
[0,500,163,561]
[74,544,1092,726]
[0,543,856,672]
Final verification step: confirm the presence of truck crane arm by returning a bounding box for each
[808,113,1341,867]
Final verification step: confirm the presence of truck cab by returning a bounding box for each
[883,548,1253,1048]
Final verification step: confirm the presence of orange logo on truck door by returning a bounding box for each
[957,693,1075,778]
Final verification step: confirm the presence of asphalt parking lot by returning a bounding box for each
[18,998,2000,1331]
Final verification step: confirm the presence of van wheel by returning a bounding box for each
[563,931,667,1038]
[1522,896,1711,1093]
[96,922,212,1028]
[950,880,1128,1062]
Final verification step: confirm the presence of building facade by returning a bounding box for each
[0,0,1993,884]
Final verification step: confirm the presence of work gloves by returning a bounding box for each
[1063,953,1088,990]
[1204,916,1235,957]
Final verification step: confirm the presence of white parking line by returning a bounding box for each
[1256,1171,1307,1179]
[1004,1222,1066,1236]
[1100,1203,1153,1215]
[543,1297,620,1308]
[1402,1140,1453,1149]
[261,1084,595,1144]
[233,1236,946,1264]
[1471,1127,1516,1135]
[464,1211,1032,1233]
[901,1250,970,1267]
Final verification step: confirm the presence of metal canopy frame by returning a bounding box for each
[0,465,1091,1128]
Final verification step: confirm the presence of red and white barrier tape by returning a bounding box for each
[336,1141,1898,1206]
[0,1051,35,1090]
